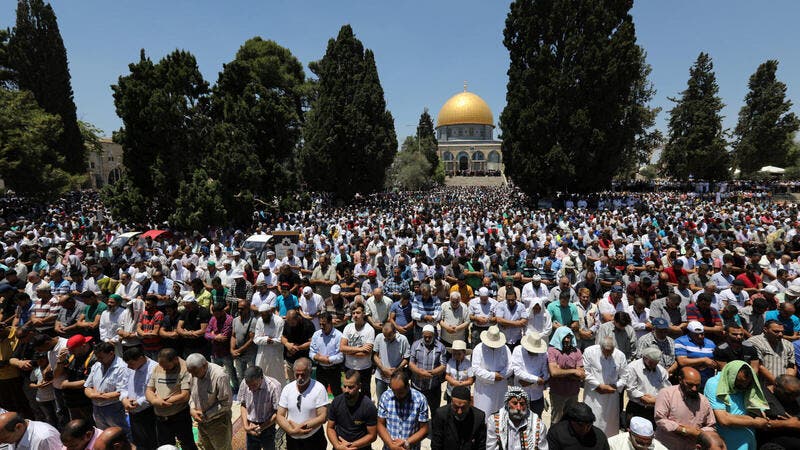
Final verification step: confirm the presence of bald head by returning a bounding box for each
[93,427,131,450]
[680,366,701,382]
[0,412,26,444]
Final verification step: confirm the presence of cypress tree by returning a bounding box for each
[8,0,85,174]
[733,60,799,175]
[417,108,439,174]
[301,25,397,198]
[661,52,729,180]
[501,0,659,196]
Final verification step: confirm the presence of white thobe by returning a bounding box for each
[510,346,550,401]
[582,344,627,437]
[253,315,286,385]
[472,343,512,415]
[300,293,324,330]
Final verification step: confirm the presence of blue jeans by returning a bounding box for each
[375,378,390,402]
[246,424,276,450]
[212,354,239,394]
[93,402,131,439]
[233,352,257,386]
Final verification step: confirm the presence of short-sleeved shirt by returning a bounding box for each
[342,323,375,370]
[282,318,315,363]
[704,374,758,450]
[389,301,413,328]
[546,346,583,396]
[713,341,758,365]
[327,393,378,444]
[675,335,716,386]
[764,310,800,335]
[147,359,191,417]
[547,301,579,326]
[746,333,795,381]
[445,356,474,396]
[377,388,430,450]
[278,379,329,439]
[178,307,211,349]
[276,294,299,317]
[84,301,108,322]
[409,339,446,391]
[685,304,722,328]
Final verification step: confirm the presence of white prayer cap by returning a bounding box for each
[629,416,654,437]
[478,287,489,296]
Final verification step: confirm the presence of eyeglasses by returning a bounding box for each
[296,394,302,412]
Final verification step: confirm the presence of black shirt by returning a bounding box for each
[179,307,211,349]
[713,341,759,364]
[546,421,610,450]
[281,317,315,363]
[327,393,378,446]
[63,351,96,407]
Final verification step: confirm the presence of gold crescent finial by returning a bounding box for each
[463,80,468,92]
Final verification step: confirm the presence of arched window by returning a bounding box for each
[472,151,485,161]
[488,151,501,162]
[442,151,454,161]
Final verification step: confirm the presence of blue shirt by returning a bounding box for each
[275,294,299,317]
[764,310,800,335]
[390,301,413,327]
[309,327,344,367]
[704,374,757,450]
[377,387,429,450]
[675,334,716,387]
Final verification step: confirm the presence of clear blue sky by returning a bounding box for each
[3,0,799,143]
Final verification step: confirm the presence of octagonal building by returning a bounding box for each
[436,87,502,176]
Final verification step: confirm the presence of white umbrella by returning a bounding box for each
[759,165,785,174]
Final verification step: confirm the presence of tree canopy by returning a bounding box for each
[500,0,660,196]
[300,25,397,199]
[733,60,799,175]
[660,52,729,180]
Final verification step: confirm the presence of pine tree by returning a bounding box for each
[733,60,799,175]
[300,25,397,198]
[8,0,85,174]
[109,49,209,222]
[0,29,13,88]
[417,108,439,175]
[500,0,660,196]
[661,52,729,180]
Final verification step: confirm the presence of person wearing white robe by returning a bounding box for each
[472,325,513,415]
[510,332,550,416]
[583,337,627,437]
[253,303,286,385]
[526,298,553,340]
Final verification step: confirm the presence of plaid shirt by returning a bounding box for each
[377,387,429,450]
[409,339,446,391]
[383,277,410,300]
[50,279,71,297]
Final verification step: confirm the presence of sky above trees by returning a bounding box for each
[1,0,798,140]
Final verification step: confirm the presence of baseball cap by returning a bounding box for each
[610,285,624,294]
[651,317,669,329]
[367,269,377,277]
[687,321,704,334]
[66,335,92,351]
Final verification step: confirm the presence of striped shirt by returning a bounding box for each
[237,376,280,423]
[31,296,60,332]
[409,339,446,391]
[675,335,716,385]
[745,334,795,382]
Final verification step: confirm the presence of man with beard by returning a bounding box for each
[430,386,485,450]
[253,303,286,385]
[654,367,716,450]
[276,357,329,450]
[546,402,608,450]
[409,324,446,410]
[607,416,667,450]
[486,386,547,450]
[325,370,378,450]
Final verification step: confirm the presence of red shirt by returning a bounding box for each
[663,267,687,284]
[736,273,762,289]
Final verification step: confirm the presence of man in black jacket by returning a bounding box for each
[430,386,485,450]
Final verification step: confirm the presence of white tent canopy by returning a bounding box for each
[759,165,785,174]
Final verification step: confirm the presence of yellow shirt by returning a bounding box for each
[0,328,20,380]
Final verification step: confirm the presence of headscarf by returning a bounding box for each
[549,326,575,352]
[715,360,768,412]
[492,386,543,450]
[504,385,529,408]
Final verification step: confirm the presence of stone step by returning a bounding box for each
[445,176,506,187]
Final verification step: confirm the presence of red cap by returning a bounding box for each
[66,335,92,351]
[280,282,291,289]
[367,270,377,277]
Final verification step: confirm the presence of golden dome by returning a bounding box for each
[436,90,494,128]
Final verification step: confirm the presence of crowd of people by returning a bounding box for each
[2,184,800,449]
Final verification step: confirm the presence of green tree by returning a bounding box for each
[205,37,306,225]
[500,0,660,196]
[661,52,729,180]
[300,25,397,198]
[110,49,209,222]
[170,168,226,230]
[387,149,432,191]
[101,173,148,225]
[8,0,85,174]
[0,88,71,197]
[417,108,439,173]
[0,29,13,88]
[733,60,799,175]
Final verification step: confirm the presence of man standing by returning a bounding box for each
[341,303,375,399]
[583,337,627,436]
[276,358,329,450]
[411,284,441,339]
[430,386,485,450]
[377,371,429,450]
[510,332,550,416]
[675,321,717,389]
[408,324,446,410]
[365,288,393,334]
[205,302,237,394]
[495,290,528,350]
[654,367,716,450]
[472,325,512,415]
[281,310,315,384]
[83,341,130,436]
[121,347,158,450]
[636,318,678,379]
[238,365,281,450]
[372,322,410,401]
[309,312,344,396]
[145,348,196,450]
[468,287,496,348]
[439,292,469,348]
[231,299,257,385]
[253,303,286,386]
[486,387,548,450]
[186,353,233,450]
[623,347,670,426]
[326,370,378,450]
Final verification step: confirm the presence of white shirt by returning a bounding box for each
[342,322,375,370]
[300,293,324,330]
[278,380,329,439]
[84,357,130,406]
[14,420,62,450]
[114,280,142,300]
[251,290,277,311]
[99,307,125,343]
[468,297,497,328]
[718,288,750,308]
[510,346,549,400]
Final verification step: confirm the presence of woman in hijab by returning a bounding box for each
[548,326,585,424]
[702,360,769,450]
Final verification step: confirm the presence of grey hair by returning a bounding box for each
[449,291,461,301]
[185,353,208,370]
[600,336,616,350]
[292,357,312,373]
